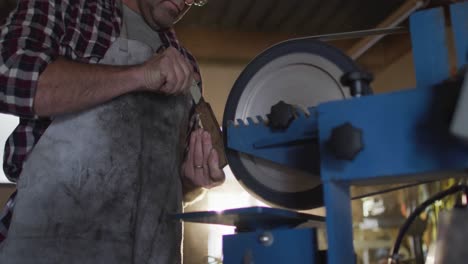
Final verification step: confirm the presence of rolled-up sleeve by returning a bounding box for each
[0,0,64,118]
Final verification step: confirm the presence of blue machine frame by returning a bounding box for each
[223,228,319,264]
[321,4,468,263]
[224,3,468,264]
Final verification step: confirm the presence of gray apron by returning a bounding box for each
[0,5,191,264]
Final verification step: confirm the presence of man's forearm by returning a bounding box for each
[34,57,144,117]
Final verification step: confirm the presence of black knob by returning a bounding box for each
[341,71,374,96]
[327,122,364,160]
[268,101,295,129]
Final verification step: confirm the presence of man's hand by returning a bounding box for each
[140,47,194,95]
[34,47,195,117]
[181,128,226,194]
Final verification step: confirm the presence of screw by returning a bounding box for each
[258,232,274,247]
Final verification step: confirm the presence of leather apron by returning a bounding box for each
[0,3,191,264]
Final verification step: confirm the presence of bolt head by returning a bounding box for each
[268,101,295,129]
[328,122,364,160]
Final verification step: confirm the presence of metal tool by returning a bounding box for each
[191,82,228,168]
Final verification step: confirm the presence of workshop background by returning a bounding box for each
[0,0,461,263]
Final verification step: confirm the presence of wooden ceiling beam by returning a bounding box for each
[356,33,412,74]
[347,0,427,60]
[174,25,356,63]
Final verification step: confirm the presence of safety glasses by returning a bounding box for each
[185,0,208,7]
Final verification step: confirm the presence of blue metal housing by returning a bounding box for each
[174,207,325,264]
[223,228,319,264]
[320,4,468,264]
[224,3,468,264]
[226,110,318,172]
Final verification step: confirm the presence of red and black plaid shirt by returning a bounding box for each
[0,0,201,242]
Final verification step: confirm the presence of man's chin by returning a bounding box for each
[155,21,174,31]
[149,15,177,31]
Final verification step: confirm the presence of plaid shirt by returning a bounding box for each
[0,0,201,243]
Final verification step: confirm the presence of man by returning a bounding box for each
[0,0,225,263]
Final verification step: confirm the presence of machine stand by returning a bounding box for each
[323,181,354,264]
[223,228,319,264]
[174,206,325,264]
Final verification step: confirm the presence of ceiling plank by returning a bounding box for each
[221,0,254,28]
[278,1,322,32]
[302,0,344,34]
[263,0,303,30]
[240,0,270,30]
[195,0,229,26]
[257,0,281,31]
[318,0,365,34]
